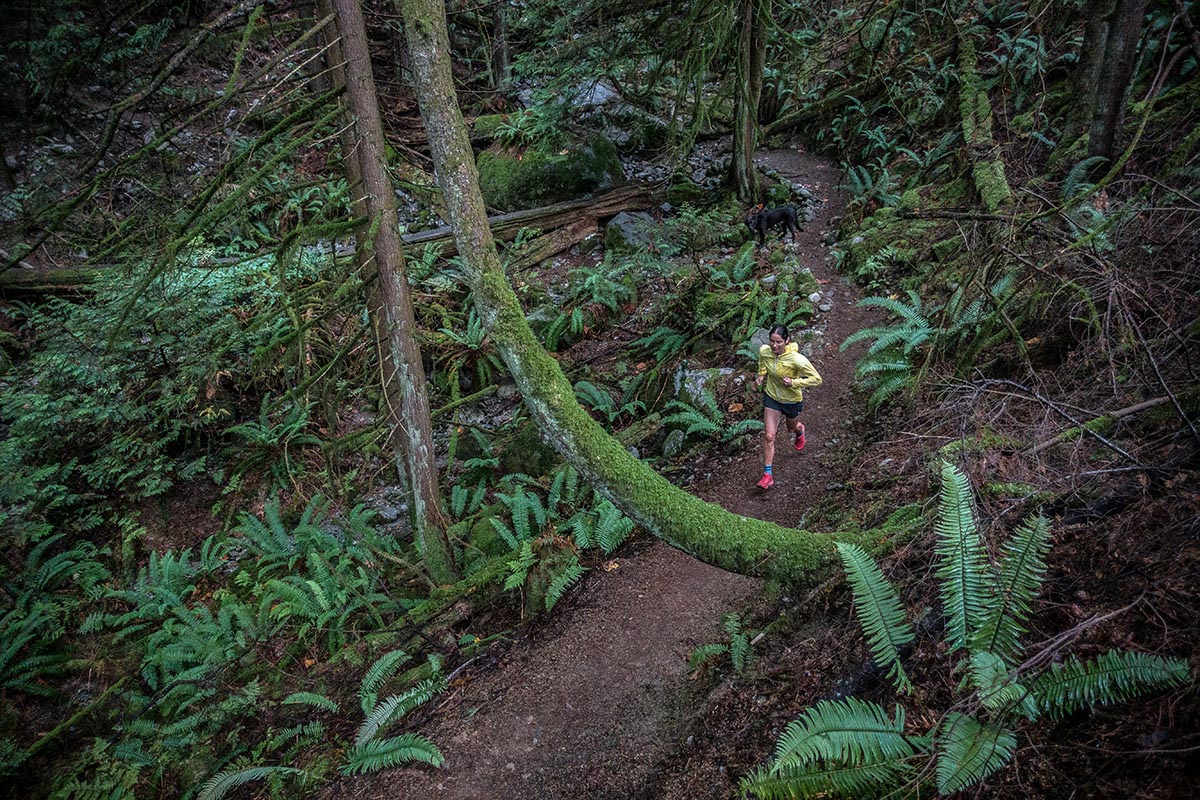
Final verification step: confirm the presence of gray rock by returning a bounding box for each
[750,328,772,350]
[662,429,687,458]
[808,292,822,303]
[761,274,777,288]
[819,302,833,313]
[604,211,656,250]
[673,365,734,407]
[627,446,640,459]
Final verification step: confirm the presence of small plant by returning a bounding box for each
[689,613,754,675]
[574,380,646,429]
[839,290,935,410]
[740,463,1190,799]
[663,388,763,444]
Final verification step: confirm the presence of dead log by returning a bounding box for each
[401,182,656,260]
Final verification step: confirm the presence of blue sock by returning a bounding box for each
[764,464,773,474]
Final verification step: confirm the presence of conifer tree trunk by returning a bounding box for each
[731,0,766,201]
[1084,0,1149,162]
[398,0,848,586]
[327,0,457,583]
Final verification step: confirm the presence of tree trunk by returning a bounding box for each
[1087,0,1149,163]
[731,0,766,202]
[492,1,511,91]
[399,0,856,587]
[327,0,457,584]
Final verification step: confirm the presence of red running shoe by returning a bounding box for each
[794,423,807,451]
[756,472,774,490]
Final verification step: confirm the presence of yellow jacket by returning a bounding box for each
[757,342,822,404]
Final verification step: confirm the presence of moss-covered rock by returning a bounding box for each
[666,175,707,207]
[470,113,509,143]
[477,136,624,211]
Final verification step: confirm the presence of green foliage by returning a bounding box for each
[197,766,302,800]
[690,613,754,675]
[574,379,646,430]
[747,464,1191,798]
[663,387,763,445]
[834,543,915,694]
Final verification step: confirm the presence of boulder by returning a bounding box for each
[477,135,624,211]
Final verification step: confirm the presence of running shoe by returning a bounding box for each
[756,472,774,490]
[794,423,807,451]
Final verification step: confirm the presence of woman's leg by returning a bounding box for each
[762,407,782,468]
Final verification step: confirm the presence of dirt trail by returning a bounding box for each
[343,147,871,799]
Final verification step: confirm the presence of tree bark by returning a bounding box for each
[731,0,766,201]
[399,0,856,587]
[327,0,457,583]
[1087,0,1150,163]
[492,1,511,90]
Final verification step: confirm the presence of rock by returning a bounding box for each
[761,274,777,288]
[662,429,687,458]
[808,292,822,303]
[750,328,771,349]
[673,365,734,407]
[604,211,656,251]
[627,446,640,459]
[819,302,833,313]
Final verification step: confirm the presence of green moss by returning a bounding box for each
[973,159,1012,211]
[898,188,921,210]
[666,175,707,207]
[477,135,623,211]
[470,113,508,142]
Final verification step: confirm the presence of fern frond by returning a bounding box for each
[545,558,586,610]
[1030,650,1189,720]
[966,651,1038,719]
[197,766,301,800]
[835,542,915,694]
[342,733,444,775]
[355,678,444,747]
[740,757,914,800]
[934,712,1016,794]
[688,643,729,671]
[593,501,634,554]
[282,691,339,713]
[974,516,1052,662]
[504,540,536,590]
[360,650,412,716]
[934,462,993,654]
[772,697,919,771]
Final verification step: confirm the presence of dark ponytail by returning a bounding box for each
[769,324,790,340]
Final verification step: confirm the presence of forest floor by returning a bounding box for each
[336,147,884,799]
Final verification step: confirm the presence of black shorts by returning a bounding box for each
[764,392,804,419]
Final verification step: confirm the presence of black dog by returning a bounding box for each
[744,206,800,245]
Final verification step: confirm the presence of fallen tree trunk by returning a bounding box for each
[0,185,653,294]
[400,182,654,260]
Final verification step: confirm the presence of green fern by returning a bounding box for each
[359,650,413,716]
[751,465,1192,797]
[355,677,443,748]
[934,713,1016,794]
[341,733,444,775]
[545,557,587,610]
[197,766,301,800]
[933,461,992,654]
[688,643,730,672]
[282,691,340,713]
[973,516,1051,661]
[741,698,921,798]
[504,540,536,590]
[835,542,915,694]
[1030,651,1190,720]
[771,697,919,771]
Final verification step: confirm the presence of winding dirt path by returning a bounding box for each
[340,146,872,799]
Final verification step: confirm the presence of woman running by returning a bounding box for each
[754,324,822,490]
